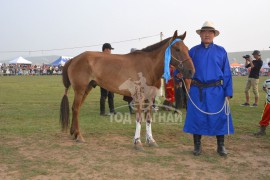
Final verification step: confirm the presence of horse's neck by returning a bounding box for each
[148,46,167,83]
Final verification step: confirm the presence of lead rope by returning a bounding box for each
[182,79,231,139]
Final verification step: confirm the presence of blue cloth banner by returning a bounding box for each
[163,38,182,83]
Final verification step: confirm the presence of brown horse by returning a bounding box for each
[60,30,195,150]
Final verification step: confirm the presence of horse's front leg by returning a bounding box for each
[145,101,158,147]
[134,104,144,151]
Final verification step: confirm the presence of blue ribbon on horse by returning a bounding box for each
[163,38,182,83]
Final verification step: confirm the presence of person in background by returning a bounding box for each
[49,66,53,75]
[163,65,175,110]
[254,63,270,136]
[241,50,263,107]
[173,70,187,112]
[123,95,134,114]
[183,21,234,156]
[100,43,116,116]
[268,62,270,76]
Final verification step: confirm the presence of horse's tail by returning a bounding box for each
[62,59,72,89]
[60,59,72,132]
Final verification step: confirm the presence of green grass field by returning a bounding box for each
[0,75,270,179]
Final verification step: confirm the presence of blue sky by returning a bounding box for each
[0,0,270,60]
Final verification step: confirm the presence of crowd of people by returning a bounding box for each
[0,63,63,76]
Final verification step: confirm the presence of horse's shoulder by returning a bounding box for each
[154,79,162,89]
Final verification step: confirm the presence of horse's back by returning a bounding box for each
[68,51,104,71]
[65,50,160,95]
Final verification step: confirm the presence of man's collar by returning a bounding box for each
[200,42,214,48]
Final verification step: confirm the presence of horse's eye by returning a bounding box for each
[176,48,180,52]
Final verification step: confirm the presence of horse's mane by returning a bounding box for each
[141,37,171,52]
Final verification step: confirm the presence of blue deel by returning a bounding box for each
[183,42,234,136]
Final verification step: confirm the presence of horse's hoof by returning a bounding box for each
[76,138,85,143]
[134,143,144,151]
[70,134,76,140]
[134,140,144,151]
[75,134,85,143]
[148,141,159,147]
[147,140,159,147]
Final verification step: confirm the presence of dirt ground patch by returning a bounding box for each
[1,131,270,179]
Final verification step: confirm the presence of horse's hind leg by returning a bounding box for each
[70,87,92,143]
[70,91,85,142]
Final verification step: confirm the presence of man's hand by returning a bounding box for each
[246,57,251,62]
[176,73,183,79]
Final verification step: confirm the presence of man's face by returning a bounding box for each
[200,30,215,45]
[253,54,260,60]
[103,48,112,54]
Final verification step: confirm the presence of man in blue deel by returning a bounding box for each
[183,21,234,156]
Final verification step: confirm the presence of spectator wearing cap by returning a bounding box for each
[241,50,263,107]
[102,43,114,53]
[100,43,116,116]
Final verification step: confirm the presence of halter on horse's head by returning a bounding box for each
[168,31,195,79]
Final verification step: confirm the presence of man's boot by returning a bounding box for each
[193,134,202,156]
[100,96,106,115]
[216,135,227,156]
[254,126,266,136]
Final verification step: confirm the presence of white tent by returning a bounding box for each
[9,56,32,64]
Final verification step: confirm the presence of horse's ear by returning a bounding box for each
[178,31,186,40]
[172,30,178,40]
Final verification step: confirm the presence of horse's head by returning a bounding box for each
[169,30,195,79]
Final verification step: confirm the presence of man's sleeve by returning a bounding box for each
[245,64,251,68]
[223,52,233,98]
